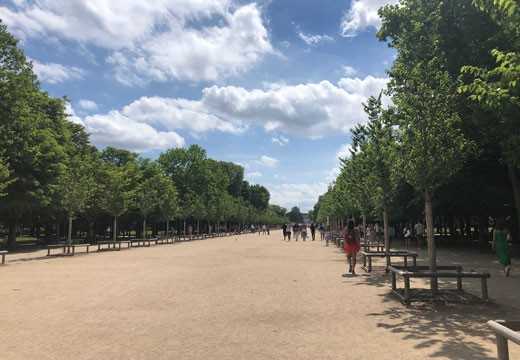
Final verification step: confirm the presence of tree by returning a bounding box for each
[352,93,398,266]
[288,206,304,223]
[99,165,133,242]
[379,1,475,290]
[0,159,11,197]
[459,0,520,235]
[0,21,69,248]
[58,155,95,245]
[157,176,178,237]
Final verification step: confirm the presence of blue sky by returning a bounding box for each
[0,0,396,211]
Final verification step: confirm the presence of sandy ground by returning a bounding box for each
[1,231,519,360]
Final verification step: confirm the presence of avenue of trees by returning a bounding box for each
[0,22,288,249]
[313,0,520,266]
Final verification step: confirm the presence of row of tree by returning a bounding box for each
[313,0,520,279]
[0,22,288,249]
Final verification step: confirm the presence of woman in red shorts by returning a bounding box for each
[342,220,361,276]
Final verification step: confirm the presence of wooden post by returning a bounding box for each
[404,275,410,304]
[496,334,509,360]
[391,271,396,290]
[481,277,489,301]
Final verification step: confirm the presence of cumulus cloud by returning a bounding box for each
[1,1,272,84]
[202,75,389,137]
[30,59,84,84]
[64,74,388,152]
[257,155,279,168]
[83,111,185,152]
[246,171,263,179]
[342,65,357,77]
[268,182,328,211]
[298,32,334,46]
[272,135,289,146]
[78,99,98,111]
[340,0,399,37]
[62,73,388,152]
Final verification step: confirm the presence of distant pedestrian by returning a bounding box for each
[342,220,361,276]
[319,223,325,241]
[310,223,316,241]
[293,223,301,241]
[286,226,292,241]
[493,218,512,276]
[282,224,288,240]
[301,225,308,241]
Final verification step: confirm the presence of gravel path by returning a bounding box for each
[0,231,518,359]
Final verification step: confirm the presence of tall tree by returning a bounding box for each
[379,1,474,290]
[99,165,133,242]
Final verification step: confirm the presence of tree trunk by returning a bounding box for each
[507,163,520,242]
[478,215,489,251]
[425,190,437,293]
[67,215,73,245]
[56,221,61,242]
[113,216,117,243]
[143,219,147,239]
[166,219,170,238]
[183,219,186,235]
[7,220,17,249]
[383,208,390,269]
[197,219,200,234]
[362,214,367,241]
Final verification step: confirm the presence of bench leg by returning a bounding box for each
[368,256,372,273]
[481,278,489,301]
[404,276,410,304]
[391,272,396,290]
[1,254,5,264]
[48,248,51,256]
[404,256,408,268]
[72,247,75,256]
[496,334,509,360]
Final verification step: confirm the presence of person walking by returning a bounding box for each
[286,225,292,241]
[301,224,308,241]
[493,218,512,276]
[319,223,325,241]
[342,220,361,276]
[282,224,288,240]
[293,223,301,241]
[310,223,316,241]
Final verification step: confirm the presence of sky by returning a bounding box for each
[0,0,397,211]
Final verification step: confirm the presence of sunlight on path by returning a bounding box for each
[0,232,517,359]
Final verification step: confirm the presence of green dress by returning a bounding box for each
[494,230,511,266]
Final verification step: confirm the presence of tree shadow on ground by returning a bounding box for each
[366,297,519,359]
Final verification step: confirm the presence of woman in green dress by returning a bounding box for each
[492,218,511,276]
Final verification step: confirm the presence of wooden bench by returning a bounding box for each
[131,239,151,247]
[361,250,418,272]
[488,320,520,360]
[389,265,490,304]
[68,243,91,255]
[47,244,67,256]
[98,241,122,251]
[360,242,385,252]
[0,250,7,265]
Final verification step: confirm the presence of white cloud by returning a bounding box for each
[30,59,84,84]
[340,0,399,37]
[272,135,289,146]
[202,75,389,137]
[257,155,279,168]
[342,65,357,77]
[268,182,328,212]
[246,171,262,179]
[64,74,388,151]
[298,32,334,46]
[1,1,272,84]
[65,103,84,126]
[337,143,353,160]
[83,111,185,152]
[328,143,354,182]
[78,99,98,111]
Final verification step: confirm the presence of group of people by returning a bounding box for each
[250,224,271,235]
[281,223,326,242]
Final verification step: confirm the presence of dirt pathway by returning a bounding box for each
[0,232,517,359]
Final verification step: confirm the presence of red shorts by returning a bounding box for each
[344,241,360,255]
